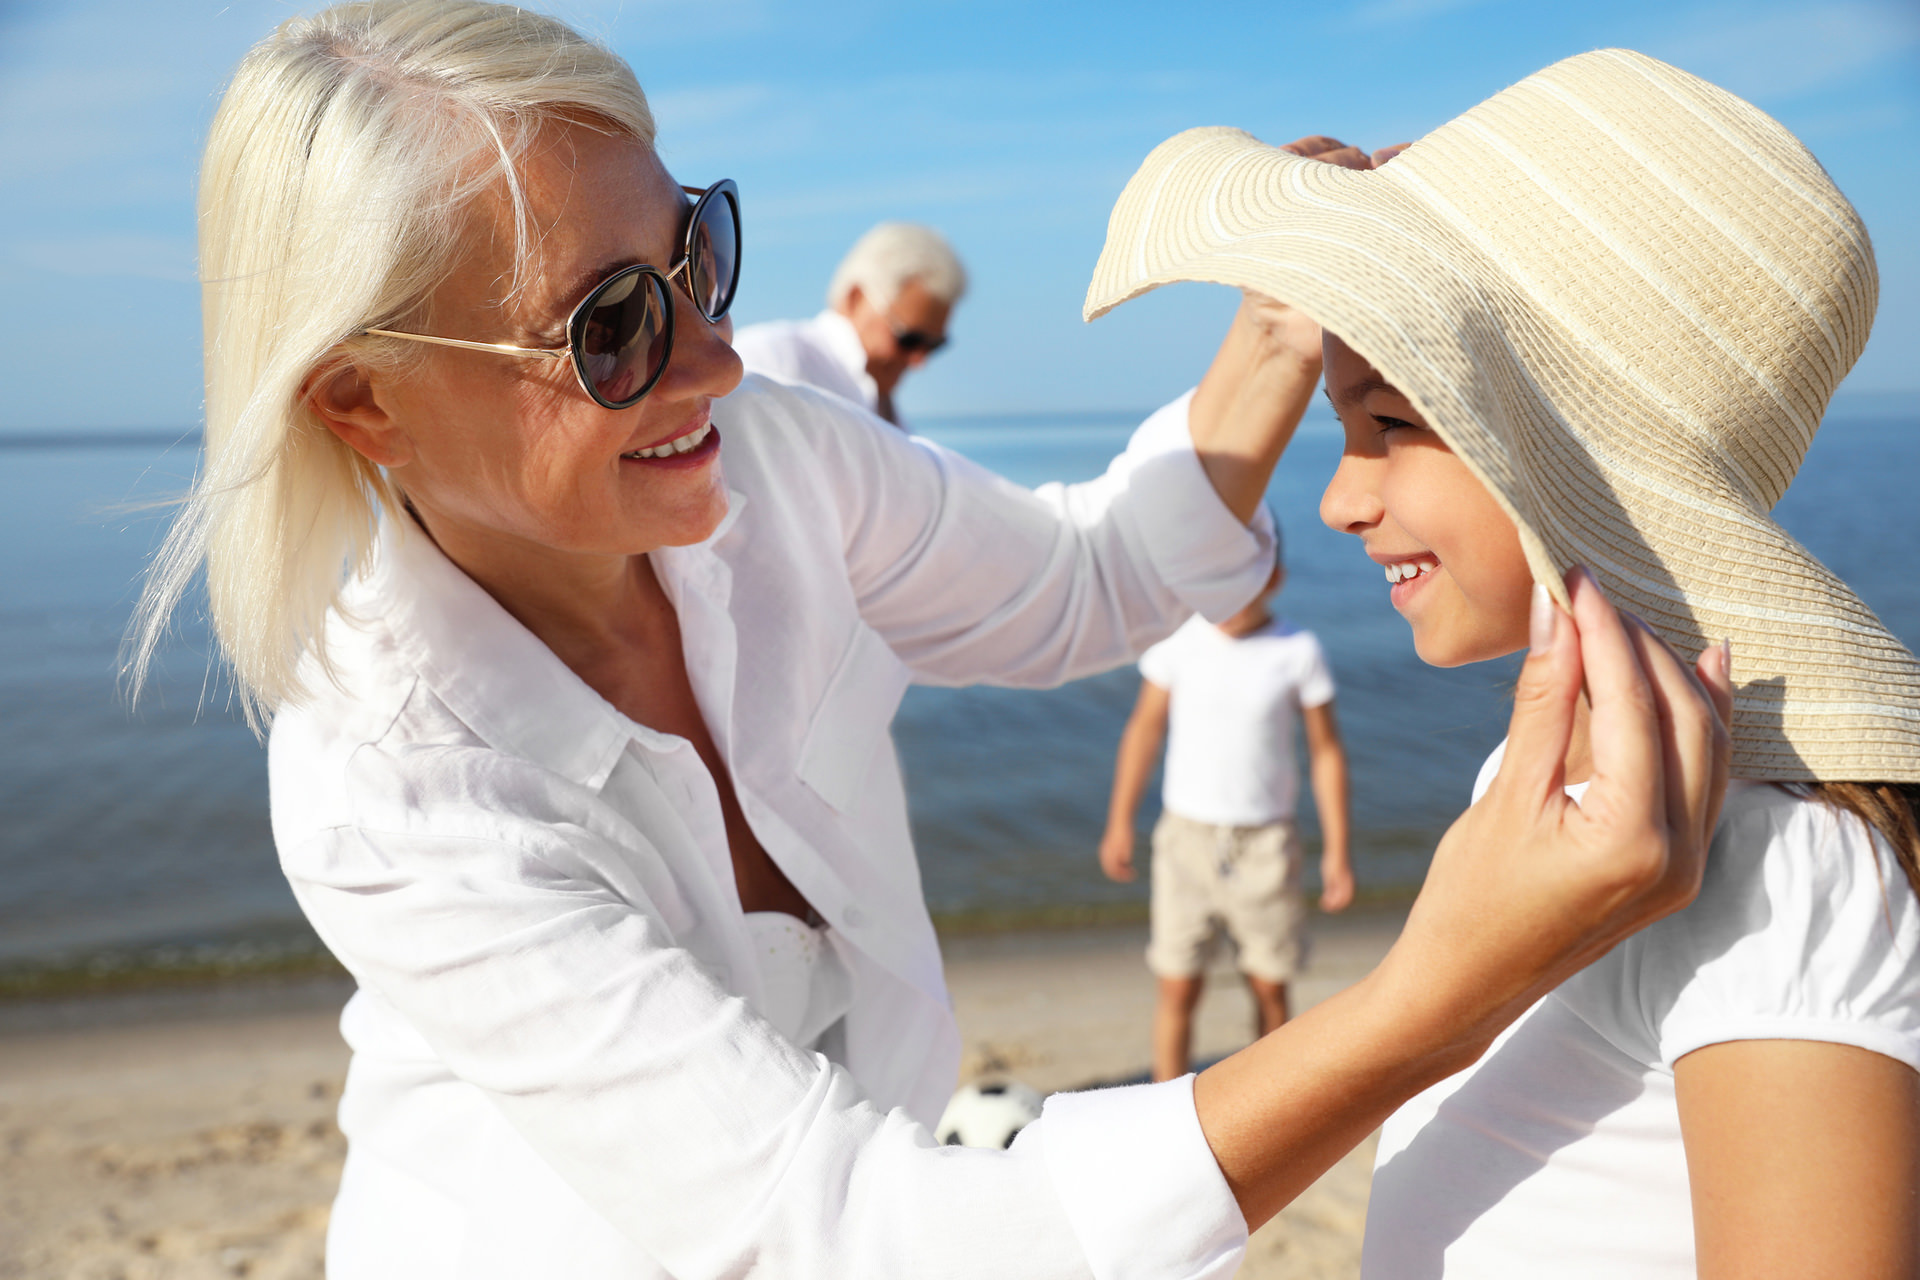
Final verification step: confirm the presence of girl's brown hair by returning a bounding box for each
[1802,783,1920,901]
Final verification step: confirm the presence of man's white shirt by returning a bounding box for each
[732,309,879,416]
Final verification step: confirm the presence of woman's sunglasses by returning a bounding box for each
[361,180,741,411]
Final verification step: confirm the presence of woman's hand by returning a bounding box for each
[1185,290,1323,525]
[1192,567,1733,1229]
[1276,135,1374,169]
[1185,136,1352,524]
[1379,567,1735,1058]
[1186,135,1409,524]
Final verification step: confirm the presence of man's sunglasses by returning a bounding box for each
[361,180,741,411]
[886,310,948,356]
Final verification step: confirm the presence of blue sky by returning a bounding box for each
[1,0,1914,429]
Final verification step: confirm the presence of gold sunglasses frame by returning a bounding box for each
[359,182,738,409]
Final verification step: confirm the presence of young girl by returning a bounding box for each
[1321,336,1920,1278]
[1086,47,1920,1279]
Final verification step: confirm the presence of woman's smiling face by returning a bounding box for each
[322,120,745,561]
[1318,335,1534,668]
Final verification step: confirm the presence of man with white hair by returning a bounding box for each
[733,222,965,426]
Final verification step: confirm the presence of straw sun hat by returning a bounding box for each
[1086,48,1919,783]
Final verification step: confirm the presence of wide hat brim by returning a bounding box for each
[1087,49,1920,782]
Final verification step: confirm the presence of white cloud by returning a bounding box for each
[1653,1,1920,101]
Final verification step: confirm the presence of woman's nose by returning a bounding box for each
[659,290,743,401]
[1320,450,1383,535]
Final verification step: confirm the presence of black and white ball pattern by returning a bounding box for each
[934,1080,1044,1150]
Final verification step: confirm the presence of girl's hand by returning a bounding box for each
[1378,566,1735,1057]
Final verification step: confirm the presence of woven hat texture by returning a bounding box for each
[1086,48,1918,782]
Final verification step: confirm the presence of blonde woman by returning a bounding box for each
[136,5,1732,1275]
[1087,50,1919,1279]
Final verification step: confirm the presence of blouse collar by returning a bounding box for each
[359,513,691,792]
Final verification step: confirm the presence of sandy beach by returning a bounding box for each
[0,906,1403,1279]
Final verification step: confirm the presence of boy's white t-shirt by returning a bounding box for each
[1138,614,1334,827]
[1362,742,1920,1279]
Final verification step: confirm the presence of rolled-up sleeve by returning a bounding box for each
[1043,1077,1249,1280]
[800,385,1275,687]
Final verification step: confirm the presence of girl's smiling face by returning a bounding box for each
[1318,335,1535,668]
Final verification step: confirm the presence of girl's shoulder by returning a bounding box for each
[1555,781,1920,1074]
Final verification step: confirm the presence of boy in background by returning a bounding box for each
[1098,543,1353,1081]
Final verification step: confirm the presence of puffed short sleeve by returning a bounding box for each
[1557,783,1920,1072]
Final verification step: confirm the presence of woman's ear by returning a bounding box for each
[305,357,413,468]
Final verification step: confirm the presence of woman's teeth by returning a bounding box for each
[1385,560,1437,585]
[624,421,712,459]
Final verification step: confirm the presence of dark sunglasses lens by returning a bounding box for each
[897,329,946,355]
[576,269,670,407]
[688,189,739,320]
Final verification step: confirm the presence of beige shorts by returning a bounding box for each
[1145,811,1308,984]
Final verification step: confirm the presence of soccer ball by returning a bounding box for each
[934,1079,1044,1150]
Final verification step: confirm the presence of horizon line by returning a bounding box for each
[5,387,1915,449]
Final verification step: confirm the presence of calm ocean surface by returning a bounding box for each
[3,402,1915,966]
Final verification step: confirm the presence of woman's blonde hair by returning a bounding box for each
[125,0,654,730]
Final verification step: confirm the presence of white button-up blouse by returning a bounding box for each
[270,377,1271,1279]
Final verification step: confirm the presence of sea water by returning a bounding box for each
[2,401,1914,967]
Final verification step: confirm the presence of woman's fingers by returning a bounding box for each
[1314,146,1373,171]
[1698,639,1735,860]
[1279,137,1416,172]
[1279,135,1351,157]
[1621,619,1730,870]
[1376,570,1735,1068]
[1567,567,1667,850]
[1279,136,1376,171]
[1492,583,1582,805]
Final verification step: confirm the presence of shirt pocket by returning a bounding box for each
[796,624,910,815]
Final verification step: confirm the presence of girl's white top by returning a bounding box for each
[271,379,1266,1280]
[1363,742,1920,1279]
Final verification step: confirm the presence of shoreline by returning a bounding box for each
[0,890,1421,1006]
[0,906,1405,1278]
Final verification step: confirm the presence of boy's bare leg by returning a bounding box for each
[1153,975,1206,1081]
[1246,976,1291,1038]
